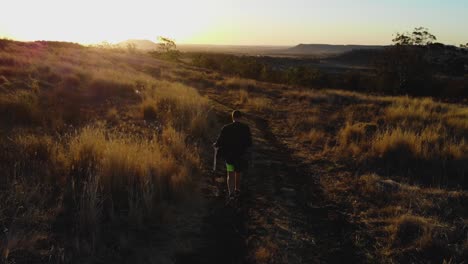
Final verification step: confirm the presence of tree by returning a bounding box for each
[158,37,176,52]
[376,27,437,95]
[126,43,137,54]
[392,27,436,46]
[156,36,180,61]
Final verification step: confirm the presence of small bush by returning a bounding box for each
[301,129,326,146]
[390,215,432,247]
[141,99,158,121]
[106,107,119,123]
[238,89,249,104]
[372,128,418,166]
[339,123,367,146]
[248,97,271,111]
[337,122,377,156]
[0,91,41,126]
[88,78,136,101]
[221,77,258,91]
[140,81,213,135]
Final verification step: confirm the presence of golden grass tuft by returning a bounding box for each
[141,98,158,121]
[300,128,327,146]
[388,215,433,248]
[105,107,119,123]
[65,124,201,252]
[238,89,249,105]
[219,77,257,91]
[229,88,272,111]
[372,128,419,164]
[140,80,214,137]
[0,91,41,126]
[14,134,68,182]
[248,97,272,111]
[337,122,377,156]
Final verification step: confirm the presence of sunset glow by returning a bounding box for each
[1,0,467,45]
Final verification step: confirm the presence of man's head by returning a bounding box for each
[232,110,242,122]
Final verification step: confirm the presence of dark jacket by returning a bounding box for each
[214,121,252,163]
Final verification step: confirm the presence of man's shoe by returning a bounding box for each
[225,193,235,203]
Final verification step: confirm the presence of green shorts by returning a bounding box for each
[226,158,248,173]
[226,163,235,172]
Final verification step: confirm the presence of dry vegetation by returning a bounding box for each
[0,39,215,263]
[181,68,467,263]
[2,38,466,263]
[269,89,468,263]
[228,87,272,112]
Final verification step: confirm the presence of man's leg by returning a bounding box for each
[227,171,235,196]
[226,163,235,196]
[234,172,242,192]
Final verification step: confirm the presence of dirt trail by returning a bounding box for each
[176,88,361,263]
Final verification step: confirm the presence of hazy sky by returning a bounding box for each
[1,0,467,45]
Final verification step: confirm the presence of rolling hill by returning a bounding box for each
[118,39,159,50]
[282,43,385,55]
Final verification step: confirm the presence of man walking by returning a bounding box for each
[214,110,252,200]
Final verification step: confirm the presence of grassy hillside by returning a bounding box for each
[0,39,216,263]
[1,39,466,263]
[170,69,468,263]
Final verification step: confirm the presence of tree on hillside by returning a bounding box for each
[156,36,180,61]
[392,27,437,46]
[158,37,176,52]
[375,27,437,95]
[126,43,137,54]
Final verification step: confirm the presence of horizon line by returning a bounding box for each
[1,36,396,47]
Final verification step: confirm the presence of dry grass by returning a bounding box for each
[0,91,41,126]
[237,89,249,105]
[218,77,258,91]
[240,83,468,263]
[320,95,468,186]
[4,121,203,260]
[324,172,468,263]
[69,125,199,224]
[248,97,272,111]
[139,80,214,138]
[105,107,119,123]
[229,88,272,112]
[0,39,215,262]
[388,215,433,248]
[300,128,327,146]
[13,134,68,183]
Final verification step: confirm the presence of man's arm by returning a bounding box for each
[213,126,226,148]
[246,126,254,168]
[246,126,252,148]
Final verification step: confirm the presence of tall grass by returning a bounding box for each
[229,88,272,111]
[325,172,468,263]
[0,91,41,126]
[271,88,468,262]
[139,80,214,138]
[68,125,199,226]
[327,95,468,187]
[0,39,214,262]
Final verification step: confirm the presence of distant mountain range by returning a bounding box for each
[117,39,386,56]
[282,44,385,55]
